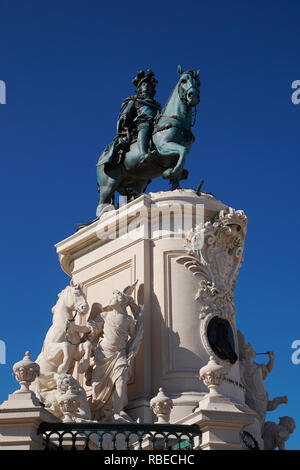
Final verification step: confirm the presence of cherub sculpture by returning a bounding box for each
[263,417,296,450]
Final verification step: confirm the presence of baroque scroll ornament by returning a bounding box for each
[177,207,248,320]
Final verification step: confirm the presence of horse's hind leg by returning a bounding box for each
[123,178,151,201]
[57,343,71,374]
[96,164,123,217]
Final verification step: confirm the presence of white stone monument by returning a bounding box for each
[0,189,295,450]
[55,191,239,418]
[52,189,255,446]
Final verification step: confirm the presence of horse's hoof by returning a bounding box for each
[96,203,115,218]
[181,169,189,180]
[162,168,172,179]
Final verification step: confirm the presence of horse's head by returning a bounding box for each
[62,281,89,316]
[177,65,200,107]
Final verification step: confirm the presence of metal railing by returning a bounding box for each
[38,422,201,451]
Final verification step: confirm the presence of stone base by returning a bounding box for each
[175,393,256,450]
[0,390,60,450]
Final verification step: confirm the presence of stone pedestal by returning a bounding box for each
[55,189,247,423]
[175,394,256,450]
[0,390,59,450]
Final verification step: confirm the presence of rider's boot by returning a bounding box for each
[136,122,152,167]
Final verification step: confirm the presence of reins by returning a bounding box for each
[65,308,87,346]
[153,82,199,133]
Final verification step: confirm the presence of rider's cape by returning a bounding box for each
[96,96,136,167]
[96,137,120,167]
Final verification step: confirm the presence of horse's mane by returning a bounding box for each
[160,70,199,116]
[160,82,179,116]
[51,286,69,315]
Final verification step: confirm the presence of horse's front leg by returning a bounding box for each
[77,340,92,374]
[168,145,189,180]
[155,139,188,183]
[57,342,71,374]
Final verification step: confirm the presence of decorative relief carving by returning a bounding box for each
[177,207,248,321]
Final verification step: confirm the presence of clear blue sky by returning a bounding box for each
[0,0,299,449]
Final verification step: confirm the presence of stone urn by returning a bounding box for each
[12,351,40,393]
[199,356,230,397]
[58,389,81,422]
[150,388,173,424]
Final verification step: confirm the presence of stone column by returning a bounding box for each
[55,189,247,423]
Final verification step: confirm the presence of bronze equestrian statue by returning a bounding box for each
[96,66,200,217]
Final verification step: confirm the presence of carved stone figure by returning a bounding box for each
[96,66,200,217]
[84,282,143,421]
[262,417,296,450]
[31,281,93,397]
[238,331,288,427]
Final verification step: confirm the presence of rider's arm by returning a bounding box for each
[117,97,136,133]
